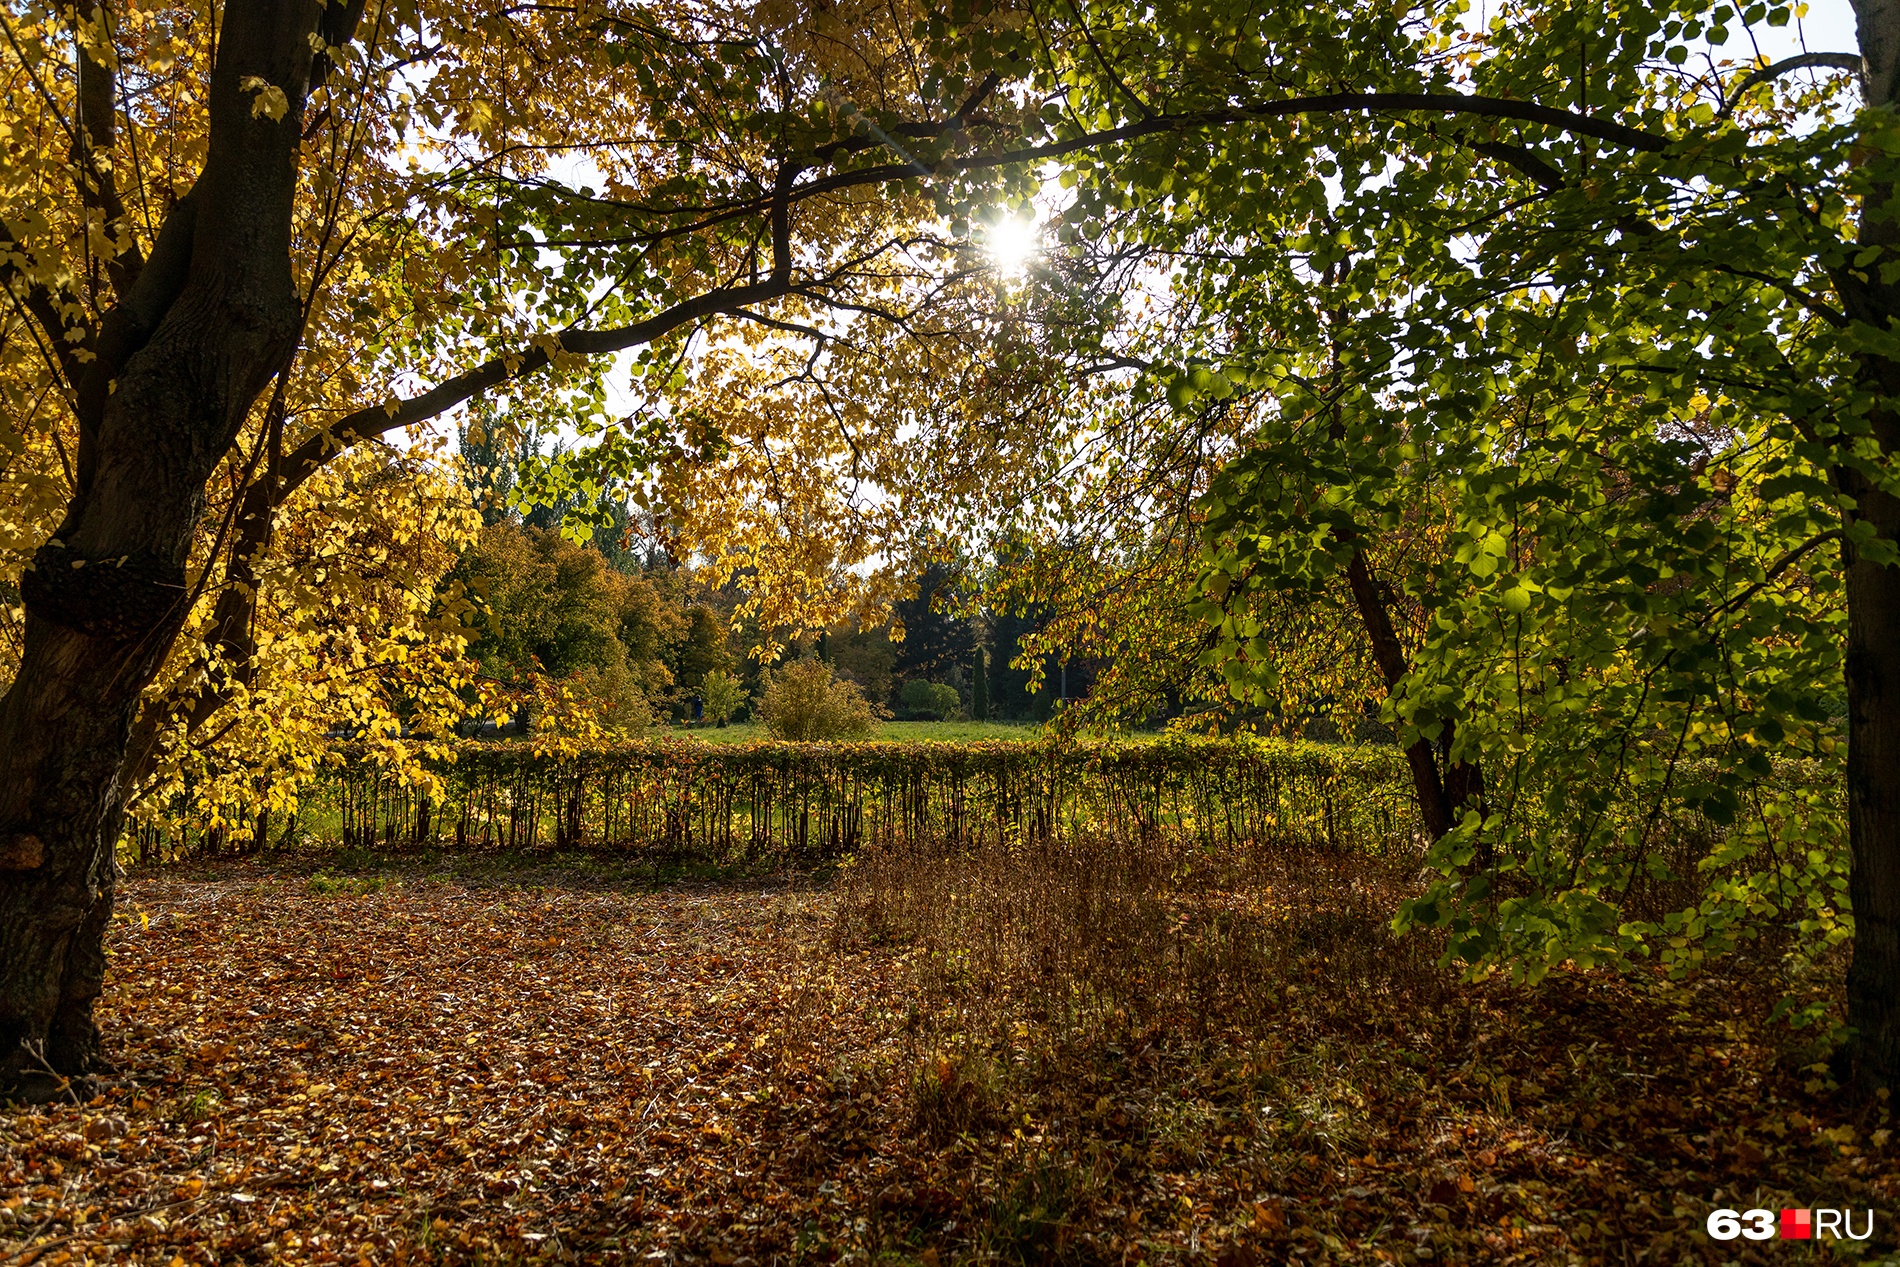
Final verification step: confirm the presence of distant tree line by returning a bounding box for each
[456,434,1116,730]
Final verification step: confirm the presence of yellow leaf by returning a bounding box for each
[239,76,289,121]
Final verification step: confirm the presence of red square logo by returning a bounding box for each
[1781,1209,1813,1240]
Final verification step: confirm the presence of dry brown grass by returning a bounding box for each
[833,831,1446,1051]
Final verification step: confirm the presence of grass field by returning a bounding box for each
[667,719,1055,743]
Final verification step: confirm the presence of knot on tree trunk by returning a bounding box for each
[0,834,44,869]
[20,547,188,641]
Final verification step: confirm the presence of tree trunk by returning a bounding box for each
[1838,0,1900,1088]
[1342,548,1481,842]
[1836,321,1900,1089]
[1842,472,1900,1086]
[0,0,330,1098]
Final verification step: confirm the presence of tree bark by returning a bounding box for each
[1835,314,1900,1089]
[1841,453,1900,1087]
[1839,0,1900,1089]
[0,0,329,1098]
[1342,548,1482,842]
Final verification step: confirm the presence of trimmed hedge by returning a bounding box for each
[313,736,1424,860]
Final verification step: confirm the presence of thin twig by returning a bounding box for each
[3,1192,211,1266]
[16,1042,80,1107]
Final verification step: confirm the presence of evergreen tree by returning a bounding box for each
[988,607,1043,720]
[456,405,519,528]
[672,606,730,692]
[893,564,976,683]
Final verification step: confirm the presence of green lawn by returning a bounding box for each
[665,719,1050,744]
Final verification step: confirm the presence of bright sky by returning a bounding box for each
[1738,0,1858,60]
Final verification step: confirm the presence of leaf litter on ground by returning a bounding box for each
[0,850,1893,1265]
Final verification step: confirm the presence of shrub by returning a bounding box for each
[699,668,749,727]
[899,678,961,721]
[758,659,880,741]
[570,659,654,732]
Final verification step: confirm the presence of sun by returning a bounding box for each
[982,212,1040,273]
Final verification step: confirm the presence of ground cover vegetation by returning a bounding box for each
[4,0,1900,1241]
[0,841,1893,1263]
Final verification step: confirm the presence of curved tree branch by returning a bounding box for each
[268,89,1669,489]
[276,163,799,497]
[537,88,1669,240]
[1731,51,1862,100]
[1472,140,1567,191]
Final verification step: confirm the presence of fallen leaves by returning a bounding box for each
[0,853,1892,1264]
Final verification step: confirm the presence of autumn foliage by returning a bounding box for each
[0,832,1891,1261]
[5,0,1900,1249]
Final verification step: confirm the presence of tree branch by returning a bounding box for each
[1702,528,1844,622]
[163,84,1669,756]
[65,0,144,302]
[542,87,1668,237]
[973,89,1670,164]
[275,172,799,496]
[1731,51,1862,100]
[1472,140,1566,191]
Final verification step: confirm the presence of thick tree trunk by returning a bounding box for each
[1836,303,1900,1090]
[0,0,328,1098]
[1843,475,1900,1086]
[1838,0,1900,1088]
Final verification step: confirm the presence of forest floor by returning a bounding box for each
[1,845,1895,1266]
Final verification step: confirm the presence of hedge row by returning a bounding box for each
[296,736,1426,861]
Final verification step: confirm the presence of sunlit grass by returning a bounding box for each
[668,719,1055,744]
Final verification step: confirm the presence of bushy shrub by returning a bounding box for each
[758,659,881,740]
[899,679,961,721]
[699,668,749,727]
[570,660,655,732]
